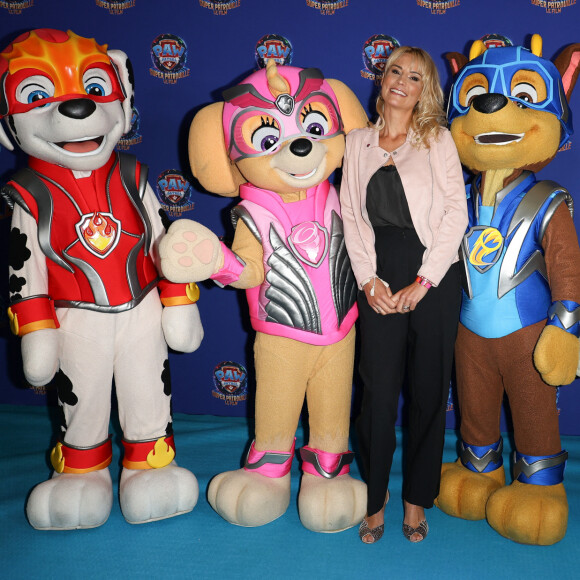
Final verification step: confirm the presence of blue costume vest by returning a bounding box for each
[460,171,572,339]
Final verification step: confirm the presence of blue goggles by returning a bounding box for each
[447,46,573,147]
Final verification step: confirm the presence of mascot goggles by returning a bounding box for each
[448,47,572,146]
[0,29,125,117]
[222,67,344,162]
[3,64,126,116]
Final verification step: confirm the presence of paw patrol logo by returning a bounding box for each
[76,212,121,258]
[480,34,513,49]
[466,226,504,273]
[213,361,248,405]
[95,0,135,14]
[416,0,461,14]
[529,0,576,14]
[288,222,328,268]
[199,0,241,15]
[117,106,142,150]
[0,0,34,14]
[255,34,293,68]
[361,35,400,83]
[150,34,190,84]
[306,0,348,15]
[157,170,195,217]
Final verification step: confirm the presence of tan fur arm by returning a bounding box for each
[229,219,264,289]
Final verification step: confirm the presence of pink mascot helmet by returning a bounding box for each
[222,65,344,162]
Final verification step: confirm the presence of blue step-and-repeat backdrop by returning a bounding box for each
[1,0,579,434]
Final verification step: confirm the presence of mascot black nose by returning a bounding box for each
[472,93,509,115]
[289,138,312,157]
[58,98,97,120]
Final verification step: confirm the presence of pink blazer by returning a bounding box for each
[340,126,468,287]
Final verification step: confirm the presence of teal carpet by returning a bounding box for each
[2,405,578,579]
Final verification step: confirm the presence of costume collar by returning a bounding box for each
[471,170,535,222]
[239,179,330,203]
[28,152,117,181]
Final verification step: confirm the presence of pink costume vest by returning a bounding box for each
[233,180,358,346]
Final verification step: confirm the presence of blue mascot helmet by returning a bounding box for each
[447,45,573,148]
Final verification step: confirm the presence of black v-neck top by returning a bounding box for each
[366,165,414,229]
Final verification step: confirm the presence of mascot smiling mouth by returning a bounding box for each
[51,135,106,155]
[474,131,524,145]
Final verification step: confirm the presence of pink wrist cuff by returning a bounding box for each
[300,446,354,478]
[244,439,295,478]
[210,242,245,287]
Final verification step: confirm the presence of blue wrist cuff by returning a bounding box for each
[547,300,580,337]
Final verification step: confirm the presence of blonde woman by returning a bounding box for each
[341,46,467,543]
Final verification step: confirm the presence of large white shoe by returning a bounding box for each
[26,468,113,530]
[208,468,291,527]
[298,472,366,533]
[119,462,198,524]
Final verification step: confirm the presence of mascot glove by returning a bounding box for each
[533,325,580,386]
[159,219,223,283]
[162,303,204,353]
[21,328,60,387]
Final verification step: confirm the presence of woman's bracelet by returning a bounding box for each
[415,275,432,289]
[367,276,389,297]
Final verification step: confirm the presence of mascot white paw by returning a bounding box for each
[26,468,113,530]
[120,462,199,524]
[207,469,291,527]
[298,473,366,533]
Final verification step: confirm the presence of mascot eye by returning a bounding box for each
[512,83,538,107]
[85,82,107,97]
[251,118,280,152]
[301,108,329,137]
[83,69,113,97]
[27,89,51,105]
[464,85,487,107]
[16,75,55,107]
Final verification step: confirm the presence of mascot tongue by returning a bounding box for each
[62,139,101,153]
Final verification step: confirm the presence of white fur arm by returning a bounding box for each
[9,206,49,298]
[162,303,204,353]
[21,328,59,386]
[9,207,60,385]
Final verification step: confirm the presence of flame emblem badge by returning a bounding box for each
[76,212,121,258]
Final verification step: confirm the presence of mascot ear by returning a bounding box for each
[327,79,368,133]
[107,49,134,135]
[188,102,245,197]
[446,52,468,76]
[0,121,14,151]
[553,43,580,101]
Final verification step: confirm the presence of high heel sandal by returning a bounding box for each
[359,491,389,544]
[402,519,429,543]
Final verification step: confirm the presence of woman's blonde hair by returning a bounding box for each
[374,46,446,148]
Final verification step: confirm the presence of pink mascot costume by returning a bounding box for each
[0,29,202,530]
[160,60,369,531]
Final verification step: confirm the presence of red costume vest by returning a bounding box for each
[7,153,159,312]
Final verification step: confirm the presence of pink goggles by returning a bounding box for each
[222,66,344,162]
